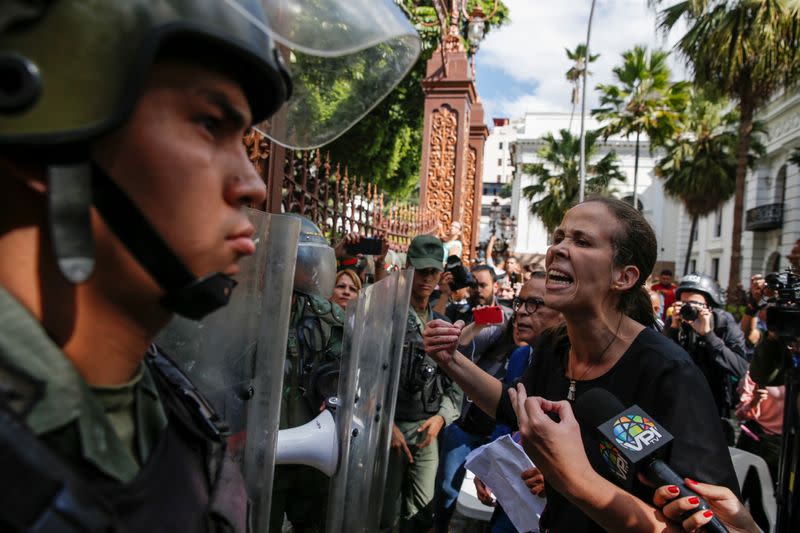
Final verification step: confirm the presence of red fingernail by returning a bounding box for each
[686,478,698,485]
[703,510,714,518]
[688,497,700,505]
[667,485,680,494]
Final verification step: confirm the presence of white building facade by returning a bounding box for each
[677,90,800,284]
[509,112,682,273]
[479,118,518,244]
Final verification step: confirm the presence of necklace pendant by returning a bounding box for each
[567,380,576,402]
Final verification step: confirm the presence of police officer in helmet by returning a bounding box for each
[272,215,343,533]
[0,1,289,530]
[381,235,463,533]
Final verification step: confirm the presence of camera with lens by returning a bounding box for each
[679,302,701,322]
[765,269,800,338]
[444,255,476,291]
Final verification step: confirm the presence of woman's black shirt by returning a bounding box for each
[495,327,739,532]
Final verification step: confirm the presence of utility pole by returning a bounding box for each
[578,0,597,203]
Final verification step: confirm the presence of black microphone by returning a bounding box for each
[573,388,728,533]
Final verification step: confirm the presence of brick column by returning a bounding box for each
[418,42,480,259]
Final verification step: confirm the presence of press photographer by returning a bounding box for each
[666,274,748,439]
[436,262,510,326]
[747,269,800,532]
[434,255,477,323]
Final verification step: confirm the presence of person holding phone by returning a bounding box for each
[334,231,391,285]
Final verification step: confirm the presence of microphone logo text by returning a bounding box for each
[611,414,663,452]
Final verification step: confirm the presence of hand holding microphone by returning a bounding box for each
[653,480,759,533]
[573,388,729,533]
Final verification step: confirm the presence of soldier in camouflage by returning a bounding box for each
[381,235,463,533]
[271,215,344,533]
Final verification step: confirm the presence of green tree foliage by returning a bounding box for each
[655,90,765,274]
[593,45,689,207]
[325,1,509,199]
[790,146,800,168]
[654,0,800,296]
[522,129,626,234]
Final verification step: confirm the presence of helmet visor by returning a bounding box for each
[1,0,288,144]
[249,0,421,148]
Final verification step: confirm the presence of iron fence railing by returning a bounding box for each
[244,130,438,251]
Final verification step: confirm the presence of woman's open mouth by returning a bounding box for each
[547,268,574,288]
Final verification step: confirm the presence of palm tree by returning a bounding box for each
[790,146,800,168]
[655,0,800,299]
[593,45,689,209]
[655,90,765,275]
[522,129,626,234]
[565,44,599,131]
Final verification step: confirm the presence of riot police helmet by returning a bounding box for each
[1,0,421,320]
[285,214,336,299]
[676,273,724,308]
[1,0,292,320]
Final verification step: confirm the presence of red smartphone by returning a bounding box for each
[473,306,503,325]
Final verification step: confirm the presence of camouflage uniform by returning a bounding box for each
[380,305,462,533]
[270,292,344,533]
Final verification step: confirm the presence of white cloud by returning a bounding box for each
[477,0,689,121]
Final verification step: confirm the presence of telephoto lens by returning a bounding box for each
[679,303,699,322]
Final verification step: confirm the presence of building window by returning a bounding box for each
[776,164,787,205]
[482,183,503,196]
[496,174,501,181]
[711,258,720,281]
[497,158,502,166]
[499,142,503,149]
[714,207,722,238]
[690,259,697,273]
[692,223,698,242]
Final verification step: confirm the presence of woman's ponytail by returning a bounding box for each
[621,285,656,328]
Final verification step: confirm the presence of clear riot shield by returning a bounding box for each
[326,268,414,533]
[155,209,300,533]
[252,0,421,149]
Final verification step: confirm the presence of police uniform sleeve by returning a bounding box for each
[436,379,464,425]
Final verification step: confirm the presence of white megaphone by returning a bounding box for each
[275,408,339,477]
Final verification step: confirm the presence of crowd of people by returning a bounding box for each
[320,198,795,533]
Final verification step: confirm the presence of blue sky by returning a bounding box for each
[473,0,687,125]
[476,64,539,108]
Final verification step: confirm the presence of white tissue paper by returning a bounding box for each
[464,434,546,533]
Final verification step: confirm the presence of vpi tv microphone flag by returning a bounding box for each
[574,388,729,533]
[574,388,673,490]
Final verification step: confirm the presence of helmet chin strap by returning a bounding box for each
[47,162,236,320]
[48,164,95,283]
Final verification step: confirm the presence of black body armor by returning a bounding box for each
[0,346,248,533]
[395,312,451,422]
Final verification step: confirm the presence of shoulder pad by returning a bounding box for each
[305,295,344,326]
[329,301,345,323]
[306,294,332,316]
